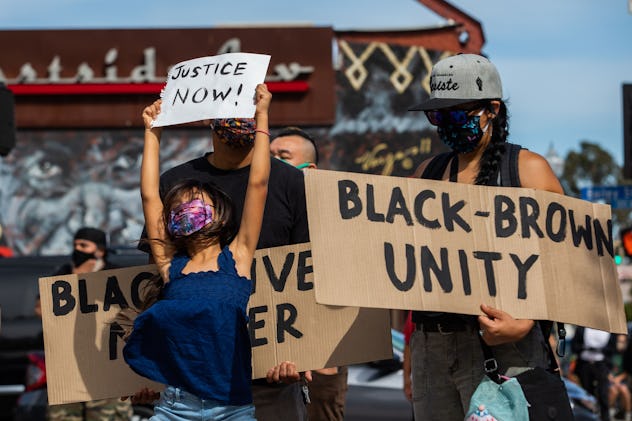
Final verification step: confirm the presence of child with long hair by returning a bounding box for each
[122,84,271,420]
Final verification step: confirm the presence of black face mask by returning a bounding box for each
[72,249,97,267]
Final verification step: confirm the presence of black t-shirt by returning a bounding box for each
[139,154,309,252]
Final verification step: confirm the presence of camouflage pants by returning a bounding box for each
[47,398,133,421]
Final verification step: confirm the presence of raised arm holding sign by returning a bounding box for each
[117,84,272,419]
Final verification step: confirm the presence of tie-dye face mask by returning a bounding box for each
[168,199,214,237]
[212,118,256,148]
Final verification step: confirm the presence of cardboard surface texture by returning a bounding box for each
[39,243,391,405]
[305,170,626,334]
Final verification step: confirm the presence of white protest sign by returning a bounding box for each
[305,170,627,334]
[152,53,271,127]
[39,243,392,405]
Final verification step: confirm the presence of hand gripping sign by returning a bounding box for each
[152,53,271,127]
[304,170,627,334]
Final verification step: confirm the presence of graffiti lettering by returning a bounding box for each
[354,137,433,175]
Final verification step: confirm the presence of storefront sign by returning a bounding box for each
[2,42,312,95]
[0,27,335,127]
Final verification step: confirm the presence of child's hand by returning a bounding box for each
[122,387,160,404]
[142,100,162,130]
[266,361,302,384]
[254,83,272,117]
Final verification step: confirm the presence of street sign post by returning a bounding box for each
[581,185,632,209]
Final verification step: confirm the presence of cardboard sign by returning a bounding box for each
[304,170,627,334]
[39,243,391,405]
[152,53,271,127]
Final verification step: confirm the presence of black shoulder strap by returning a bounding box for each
[499,143,522,187]
[478,322,564,382]
[421,152,455,180]
[482,143,568,372]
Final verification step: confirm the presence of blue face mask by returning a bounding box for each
[437,110,489,154]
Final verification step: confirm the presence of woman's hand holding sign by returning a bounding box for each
[478,303,535,346]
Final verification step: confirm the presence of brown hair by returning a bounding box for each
[161,178,237,251]
[111,272,164,342]
[114,179,238,337]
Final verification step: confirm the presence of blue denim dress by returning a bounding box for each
[124,246,253,405]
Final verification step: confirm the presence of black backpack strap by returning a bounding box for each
[499,143,522,187]
[556,322,567,357]
[538,320,566,358]
[479,321,564,382]
[421,152,454,180]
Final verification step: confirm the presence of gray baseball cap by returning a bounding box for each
[409,54,502,111]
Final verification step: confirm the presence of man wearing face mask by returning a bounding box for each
[48,227,133,420]
[52,227,118,276]
[270,126,318,171]
[270,126,350,421]
[136,116,311,420]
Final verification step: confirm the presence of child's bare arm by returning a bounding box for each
[232,84,272,274]
[140,100,171,279]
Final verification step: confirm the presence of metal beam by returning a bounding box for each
[416,0,485,53]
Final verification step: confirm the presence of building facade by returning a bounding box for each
[0,6,484,255]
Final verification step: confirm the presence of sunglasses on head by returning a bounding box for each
[424,105,486,126]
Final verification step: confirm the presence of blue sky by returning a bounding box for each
[2,0,631,163]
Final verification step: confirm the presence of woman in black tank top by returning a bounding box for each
[406,53,565,420]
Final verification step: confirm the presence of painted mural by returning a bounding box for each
[319,41,449,175]
[0,130,212,256]
[0,42,449,255]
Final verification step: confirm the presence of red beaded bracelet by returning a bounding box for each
[255,129,270,136]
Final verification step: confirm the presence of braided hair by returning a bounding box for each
[474,101,510,186]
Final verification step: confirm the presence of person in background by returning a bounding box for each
[572,326,618,421]
[0,224,14,257]
[51,227,118,276]
[270,126,349,421]
[608,334,631,421]
[407,53,565,419]
[270,126,318,170]
[402,311,415,420]
[49,226,132,421]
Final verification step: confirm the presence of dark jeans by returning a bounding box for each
[306,366,348,421]
[575,359,611,421]
[410,321,548,420]
[252,382,307,421]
